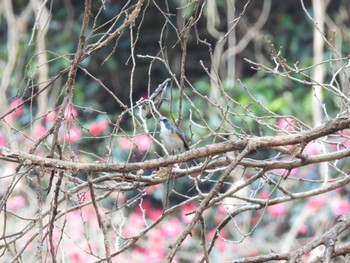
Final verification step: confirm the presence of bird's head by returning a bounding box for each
[158,116,172,130]
[158,116,169,124]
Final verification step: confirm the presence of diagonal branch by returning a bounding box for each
[166,145,252,261]
[228,213,350,263]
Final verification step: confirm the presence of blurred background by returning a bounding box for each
[0,0,349,262]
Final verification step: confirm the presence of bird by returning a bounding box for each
[158,116,196,165]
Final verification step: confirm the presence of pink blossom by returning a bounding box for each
[251,212,264,225]
[138,199,151,213]
[89,120,109,136]
[133,245,145,254]
[0,135,6,146]
[214,205,228,223]
[144,247,165,262]
[22,231,34,252]
[145,184,162,195]
[337,130,350,149]
[7,195,26,209]
[307,197,326,210]
[248,249,259,257]
[272,168,299,177]
[148,228,165,246]
[67,210,81,223]
[181,203,197,224]
[260,191,270,199]
[162,218,182,237]
[277,118,296,132]
[33,124,47,139]
[81,206,94,222]
[147,233,167,261]
[331,199,350,216]
[70,250,84,263]
[9,97,24,118]
[119,136,134,150]
[81,191,92,201]
[303,141,322,155]
[64,126,82,143]
[4,114,15,125]
[118,134,153,151]
[66,211,85,239]
[124,213,145,236]
[271,169,288,176]
[208,228,228,242]
[44,111,57,122]
[216,237,228,252]
[340,130,350,136]
[208,229,217,240]
[69,247,91,263]
[298,225,309,235]
[64,105,78,122]
[218,204,228,214]
[48,228,62,253]
[290,168,298,176]
[135,134,153,152]
[148,208,162,221]
[267,203,287,218]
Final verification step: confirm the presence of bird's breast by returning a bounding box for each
[160,128,185,154]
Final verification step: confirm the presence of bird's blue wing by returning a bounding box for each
[174,128,190,150]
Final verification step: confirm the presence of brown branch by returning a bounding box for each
[199,204,262,263]
[228,213,350,263]
[85,0,144,57]
[35,168,44,262]
[199,216,210,263]
[47,0,92,158]
[310,243,350,263]
[290,213,350,262]
[88,174,112,263]
[48,170,62,263]
[178,0,200,123]
[199,172,350,262]
[0,68,68,125]
[96,197,200,262]
[166,145,252,261]
[25,1,145,155]
[0,117,349,174]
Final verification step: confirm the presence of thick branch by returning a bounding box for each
[0,117,349,173]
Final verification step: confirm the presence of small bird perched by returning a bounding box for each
[158,116,190,155]
[158,116,199,167]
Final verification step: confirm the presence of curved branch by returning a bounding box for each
[229,213,350,263]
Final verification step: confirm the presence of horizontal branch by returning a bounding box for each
[0,118,349,174]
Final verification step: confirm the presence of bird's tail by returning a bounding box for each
[186,158,198,167]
